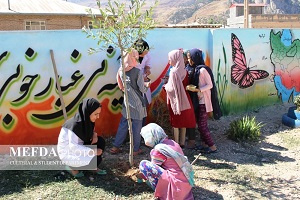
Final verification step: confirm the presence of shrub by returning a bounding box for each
[294,95,300,111]
[227,116,263,142]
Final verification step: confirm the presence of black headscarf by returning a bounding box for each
[62,98,101,143]
[134,39,149,63]
[186,48,205,85]
[187,48,222,120]
[189,48,205,66]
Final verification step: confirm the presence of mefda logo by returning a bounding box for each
[9,146,57,157]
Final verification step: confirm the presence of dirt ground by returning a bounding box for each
[103,102,300,200]
[0,102,298,200]
[194,102,300,199]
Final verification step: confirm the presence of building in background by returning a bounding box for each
[0,0,100,31]
[227,2,300,28]
[249,14,300,28]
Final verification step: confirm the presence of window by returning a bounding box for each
[25,21,46,30]
[88,21,93,29]
[88,20,104,29]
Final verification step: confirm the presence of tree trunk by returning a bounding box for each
[120,47,134,167]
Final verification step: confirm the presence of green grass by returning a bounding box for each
[0,170,154,200]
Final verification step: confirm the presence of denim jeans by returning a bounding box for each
[113,116,143,152]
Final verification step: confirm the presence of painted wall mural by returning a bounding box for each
[1,28,299,145]
[270,29,300,102]
[213,29,300,115]
[230,33,269,89]
[0,31,124,145]
[0,29,211,145]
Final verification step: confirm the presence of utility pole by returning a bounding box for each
[8,0,10,10]
[244,0,249,28]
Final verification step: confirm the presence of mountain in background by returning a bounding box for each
[68,0,300,25]
[235,0,300,14]
[266,0,300,14]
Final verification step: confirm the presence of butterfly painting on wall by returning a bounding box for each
[231,33,269,89]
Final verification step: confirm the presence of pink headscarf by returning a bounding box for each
[117,49,139,91]
[164,49,191,115]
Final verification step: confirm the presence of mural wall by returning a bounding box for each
[0,29,211,145]
[213,29,300,115]
[1,28,299,145]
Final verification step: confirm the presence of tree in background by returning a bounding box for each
[83,0,158,166]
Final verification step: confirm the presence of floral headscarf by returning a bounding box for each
[140,123,167,148]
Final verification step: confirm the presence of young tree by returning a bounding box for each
[83,0,158,166]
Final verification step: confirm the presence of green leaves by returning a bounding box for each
[227,116,263,142]
[83,0,158,54]
[294,95,300,111]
